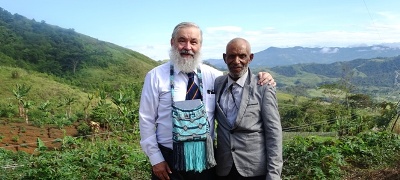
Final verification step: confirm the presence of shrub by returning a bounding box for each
[77,122,91,137]
[338,131,400,168]
[11,70,20,79]
[283,136,344,179]
[0,103,17,119]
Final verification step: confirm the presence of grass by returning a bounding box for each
[0,66,91,114]
[283,131,337,142]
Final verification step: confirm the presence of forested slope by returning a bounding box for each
[0,7,159,92]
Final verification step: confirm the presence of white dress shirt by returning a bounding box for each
[139,61,223,166]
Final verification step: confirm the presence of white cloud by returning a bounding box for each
[371,46,385,51]
[320,47,339,54]
[126,20,400,60]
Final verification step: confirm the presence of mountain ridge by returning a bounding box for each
[268,55,400,102]
[205,45,400,70]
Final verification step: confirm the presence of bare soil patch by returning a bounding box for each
[0,122,78,154]
[343,163,400,180]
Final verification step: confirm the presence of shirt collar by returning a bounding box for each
[227,69,248,88]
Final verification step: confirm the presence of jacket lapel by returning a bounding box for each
[216,76,228,121]
[215,76,229,127]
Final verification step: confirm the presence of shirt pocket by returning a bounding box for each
[205,94,216,113]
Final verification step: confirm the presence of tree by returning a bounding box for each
[319,83,342,103]
[376,101,398,129]
[12,84,31,123]
[348,94,372,108]
[111,85,139,132]
[339,64,356,108]
[62,97,76,119]
[22,100,33,124]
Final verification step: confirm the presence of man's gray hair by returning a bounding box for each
[171,22,203,43]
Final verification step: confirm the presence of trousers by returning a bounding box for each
[151,144,215,180]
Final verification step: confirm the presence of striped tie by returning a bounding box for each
[186,72,202,100]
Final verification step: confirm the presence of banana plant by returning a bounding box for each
[12,84,31,121]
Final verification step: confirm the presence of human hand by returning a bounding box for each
[152,161,172,180]
[258,72,276,86]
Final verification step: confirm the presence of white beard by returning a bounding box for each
[169,47,202,73]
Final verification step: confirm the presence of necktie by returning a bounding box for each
[223,83,239,127]
[229,84,239,110]
[186,72,202,100]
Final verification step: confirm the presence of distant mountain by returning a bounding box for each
[268,55,400,102]
[205,45,400,69]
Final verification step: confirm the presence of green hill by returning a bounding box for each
[0,66,88,110]
[0,7,159,93]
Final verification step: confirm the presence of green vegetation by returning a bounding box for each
[1,137,151,179]
[283,132,400,179]
[0,7,159,92]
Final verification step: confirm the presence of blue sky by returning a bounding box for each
[1,0,400,60]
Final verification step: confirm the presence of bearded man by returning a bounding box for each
[139,22,275,180]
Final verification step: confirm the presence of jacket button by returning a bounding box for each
[231,148,235,152]
[230,130,234,134]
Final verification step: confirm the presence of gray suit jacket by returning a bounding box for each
[214,69,283,180]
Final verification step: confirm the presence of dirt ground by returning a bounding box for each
[0,121,78,154]
[343,164,400,180]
